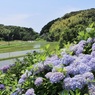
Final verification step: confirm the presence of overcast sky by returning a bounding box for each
[0,0,95,32]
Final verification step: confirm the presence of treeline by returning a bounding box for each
[40,8,95,43]
[0,24,39,41]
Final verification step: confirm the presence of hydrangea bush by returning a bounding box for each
[1,37,95,95]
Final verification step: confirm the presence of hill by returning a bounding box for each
[0,24,39,41]
[40,8,95,42]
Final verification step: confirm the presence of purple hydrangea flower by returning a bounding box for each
[70,44,79,52]
[33,62,44,75]
[21,70,32,80]
[61,54,75,65]
[88,83,95,95]
[78,40,87,47]
[87,38,93,43]
[11,88,22,95]
[34,77,43,86]
[75,47,84,55]
[25,88,35,95]
[77,63,91,74]
[87,58,95,71]
[52,64,63,72]
[92,43,95,51]
[0,84,5,90]
[49,72,64,83]
[63,75,87,90]
[91,51,95,57]
[65,65,78,75]
[45,72,53,79]
[18,78,25,84]
[1,65,10,73]
[44,55,60,67]
[82,72,94,81]
[63,77,82,90]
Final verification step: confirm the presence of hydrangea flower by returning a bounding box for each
[49,72,64,83]
[75,47,84,55]
[1,65,10,73]
[63,77,82,90]
[0,84,5,90]
[78,40,87,47]
[61,54,75,65]
[87,38,93,43]
[87,58,95,71]
[25,88,35,95]
[70,44,79,52]
[63,75,87,90]
[82,72,94,81]
[33,62,44,75]
[52,64,64,72]
[18,78,25,84]
[91,51,95,57]
[34,77,43,86]
[45,72,53,79]
[11,88,22,95]
[44,55,60,67]
[65,65,78,75]
[77,63,91,74]
[21,70,32,79]
[88,82,95,95]
[92,43,95,51]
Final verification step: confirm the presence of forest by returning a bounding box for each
[40,8,95,43]
[0,24,39,41]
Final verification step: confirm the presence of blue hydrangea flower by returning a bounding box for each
[63,75,87,90]
[34,77,43,86]
[92,43,95,51]
[61,54,75,65]
[82,72,94,81]
[11,88,22,95]
[87,58,95,71]
[45,72,53,79]
[77,63,91,74]
[88,83,95,95]
[87,38,93,43]
[0,84,5,90]
[65,65,78,75]
[44,55,60,67]
[52,64,64,72]
[21,70,32,80]
[91,51,95,57]
[63,77,82,90]
[49,72,64,83]
[33,62,44,75]
[18,78,25,84]
[70,44,79,52]
[25,88,35,95]
[75,47,84,55]
[78,40,87,47]
[1,65,10,73]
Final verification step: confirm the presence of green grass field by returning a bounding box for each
[0,41,58,53]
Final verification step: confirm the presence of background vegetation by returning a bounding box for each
[40,8,95,44]
[0,25,39,41]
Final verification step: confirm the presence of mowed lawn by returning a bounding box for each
[0,41,58,53]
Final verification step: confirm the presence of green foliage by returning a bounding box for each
[40,8,95,44]
[77,22,95,41]
[0,25,39,41]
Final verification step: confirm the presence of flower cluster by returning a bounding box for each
[45,72,65,83]
[25,88,35,95]
[2,37,95,95]
[34,77,43,86]
[18,70,32,84]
